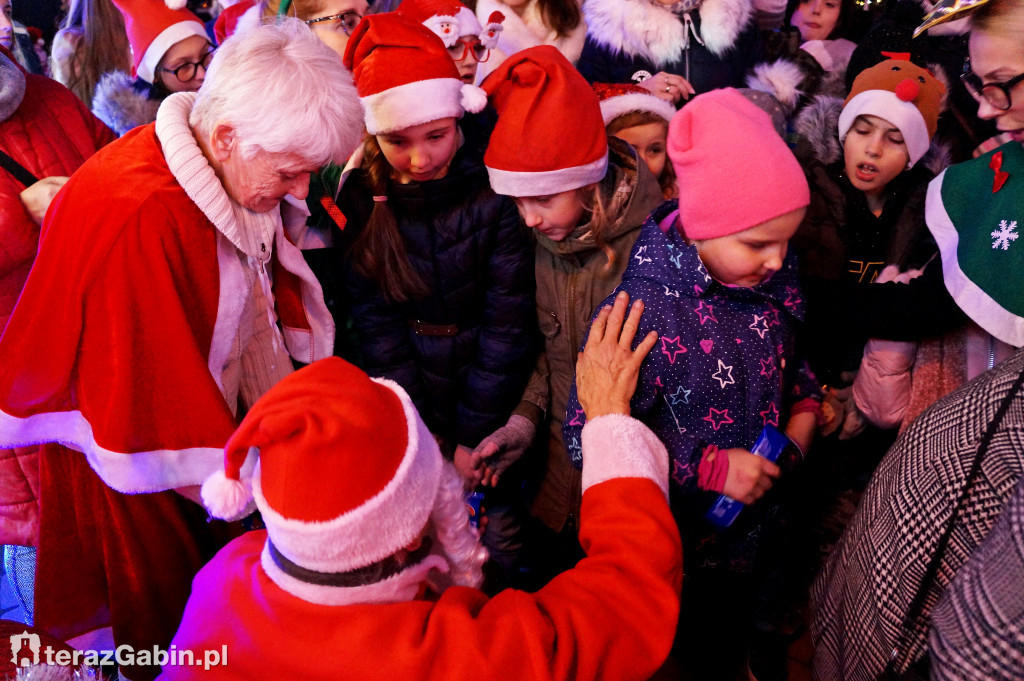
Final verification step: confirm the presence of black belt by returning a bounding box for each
[409,320,459,336]
[267,536,434,587]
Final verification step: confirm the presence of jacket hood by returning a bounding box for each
[92,70,161,137]
[0,49,26,123]
[583,0,752,63]
[795,94,951,176]
[534,136,664,258]
[622,201,806,320]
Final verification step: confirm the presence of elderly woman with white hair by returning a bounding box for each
[0,17,362,681]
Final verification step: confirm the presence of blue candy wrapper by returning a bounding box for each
[465,491,484,528]
[705,425,790,528]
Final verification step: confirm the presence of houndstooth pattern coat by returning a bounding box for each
[810,348,1024,681]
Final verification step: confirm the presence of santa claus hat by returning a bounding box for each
[483,45,608,197]
[593,82,677,128]
[342,12,487,136]
[926,142,1024,347]
[839,56,946,169]
[669,88,809,240]
[110,0,209,84]
[397,0,504,49]
[201,357,444,580]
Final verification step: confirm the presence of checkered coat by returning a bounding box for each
[811,349,1024,681]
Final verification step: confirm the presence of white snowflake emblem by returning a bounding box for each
[991,220,1019,251]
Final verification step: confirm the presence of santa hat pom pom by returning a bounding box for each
[165,0,188,8]
[461,84,488,113]
[201,470,252,520]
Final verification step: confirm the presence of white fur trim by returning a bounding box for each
[460,84,488,113]
[746,59,804,111]
[580,414,669,499]
[839,90,930,168]
[0,406,257,493]
[486,152,608,197]
[583,0,751,64]
[137,20,209,84]
[259,540,450,605]
[233,4,262,37]
[925,172,1024,347]
[166,0,187,8]
[201,468,253,519]
[254,377,444,573]
[273,220,335,364]
[361,77,466,135]
[599,92,677,126]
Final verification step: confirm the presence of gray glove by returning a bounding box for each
[472,414,536,486]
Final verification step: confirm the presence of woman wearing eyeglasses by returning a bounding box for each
[91,0,213,136]
[257,0,368,59]
[963,0,1024,148]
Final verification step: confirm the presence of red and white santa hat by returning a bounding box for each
[342,12,487,136]
[593,82,677,128]
[396,0,504,49]
[201,357,444,590]
[483,45,608,197]
[110,0,209,84]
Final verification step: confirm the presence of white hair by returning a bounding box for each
[189,17,363,166]
[431,462,488,589]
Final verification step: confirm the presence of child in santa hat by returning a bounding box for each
[166,294,680,681]
[92,0,213,135]
[475,47,664,579]
[595,81,678,199]
[335,12,536,584]
[562,86,822,679]
[397,0,504,85]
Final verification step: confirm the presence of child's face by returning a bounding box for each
[613,122,669,182]
[378,118,459,184]
[842,115,908,201]
[0,0,12,51]
[790,0,841,41]
[693,208,805,288]
[156,35,213,93]
[447,35,485,84]
[513,189,588,242]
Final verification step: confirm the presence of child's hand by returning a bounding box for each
[454,444,483,488]
[722,449,780,504]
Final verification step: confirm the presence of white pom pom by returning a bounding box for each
[165,0,188,8]
[460,85,488,114]
[201,470,252,520]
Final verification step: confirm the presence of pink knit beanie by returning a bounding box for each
[668,88,809,240]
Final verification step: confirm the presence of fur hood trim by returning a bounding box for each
[795,94,950,173]
[0,50,27,123]
[583,0,752,63]
[91,70,160,137]
[746,59,804,112]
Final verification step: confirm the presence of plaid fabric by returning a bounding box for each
[930,475,1024,680]
[811,348,1024,681]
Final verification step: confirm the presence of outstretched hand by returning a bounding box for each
[576,291,658,419]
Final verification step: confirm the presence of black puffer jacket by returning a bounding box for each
[340,115,537,452]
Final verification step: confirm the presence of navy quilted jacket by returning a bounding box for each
[564,201,821,493]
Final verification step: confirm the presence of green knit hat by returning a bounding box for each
[926,142,1024,347]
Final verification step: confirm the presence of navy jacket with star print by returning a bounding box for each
[563,201,822,496]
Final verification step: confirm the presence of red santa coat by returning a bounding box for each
[0,47,115,546]
[0,122,333,672]
[161,478,682,681]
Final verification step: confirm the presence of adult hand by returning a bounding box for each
[722,449,780,504]
[473,414,535,487]
[19,176,68,226]
[576,291,658,419]
[637,71,696,104]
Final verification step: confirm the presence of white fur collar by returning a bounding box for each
[582,0,752,62]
